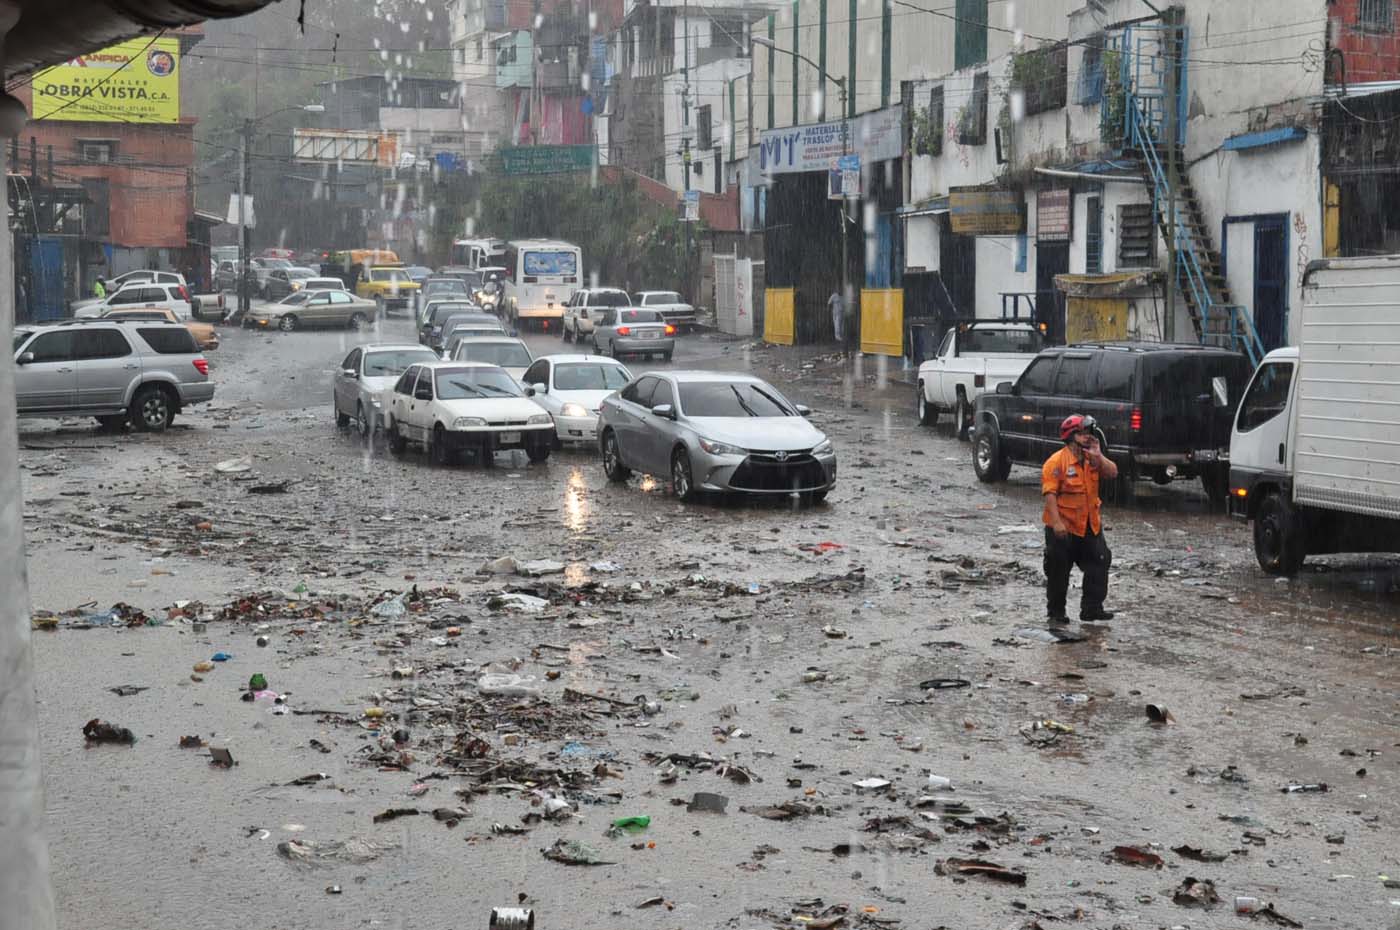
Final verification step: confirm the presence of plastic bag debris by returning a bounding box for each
[211,652,234,662]
[488,593,549,613]
[609,814,651,835]
[108,685,148,697]
[542,838,615,865]
[1012,627,1087,644]
[478,672,543,697]
[589,560,621,573]
[935,857,1027,885]
[479,556,519,574]
[277,837,398,866]
[82,719,135,745]
[1281,782,1329,793]
[1173,877,1221,908]
[517,559,566,577]
[853,777,891,790]
[1110,845,1164,868]
[371,593,407,619]
[214,456,252,473]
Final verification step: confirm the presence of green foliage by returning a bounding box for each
[1100,49,1125,144]
[467,172,697,291]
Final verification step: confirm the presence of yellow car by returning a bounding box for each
[355,265,421,314]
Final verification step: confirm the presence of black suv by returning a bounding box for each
[970,342,1250,501]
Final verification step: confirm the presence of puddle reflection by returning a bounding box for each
[563,467,590,532]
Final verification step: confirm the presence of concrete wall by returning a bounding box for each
[662,57,750,191]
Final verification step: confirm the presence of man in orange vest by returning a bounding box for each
[1043,414,1119,624]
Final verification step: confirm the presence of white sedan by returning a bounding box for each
[385,361,555,466]
[333,343,439,438]
[520,354,633,444]
[449,336,534,382]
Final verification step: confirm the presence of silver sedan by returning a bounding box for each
[598,371,836,502]
[589,308,675,361]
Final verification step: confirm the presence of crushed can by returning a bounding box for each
[489,907,535,930]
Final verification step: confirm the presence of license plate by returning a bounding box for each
[499,432,521,444]
[1194,449,1220,463]
[640,328,659,337]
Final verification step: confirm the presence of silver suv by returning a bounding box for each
[12,320,214,431]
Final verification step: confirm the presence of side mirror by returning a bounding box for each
[342,368,358,379]
[534,383,548,395]
[995,381,1014,395]
[795,404,812,417]
[510,329,519,338]
[651,403,675,419]
[16,352,34,365]
[525,386,536,397]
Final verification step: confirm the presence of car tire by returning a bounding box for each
[917,384,938,426]
[602,429,631,482]
[95,414,127,431]
[348,312,367,331]
[609,340,618,359]
[954,393,971,441]
[671,447,697,501]
[430,425,454,466]
[809,489,829,504]
[336,407,351,429]
[388,421,407,455]
[972,422,1011,483]
[129,384,175,433]
[562,322,571,342]
[278,314,298,332]
[592,336,603,355]
[357,403,373,441]
[526,440,551,464]
[1255,491,1306,576]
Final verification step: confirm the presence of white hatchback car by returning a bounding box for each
[333,343,440,438]
[385,361,555,465]
[520,354,633,444]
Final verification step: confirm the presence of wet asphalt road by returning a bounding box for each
[18,313,1400,930]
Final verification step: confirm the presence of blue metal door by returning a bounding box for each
[1253,218,1287,351]
[30,236,65,321]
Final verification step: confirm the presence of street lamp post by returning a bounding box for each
[238,104,324,315]
[752,36,851,346]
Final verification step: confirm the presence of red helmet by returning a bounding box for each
[1060,414,1097,441]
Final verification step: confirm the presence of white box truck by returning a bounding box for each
[1229,256,1400,574]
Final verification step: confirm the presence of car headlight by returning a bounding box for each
[370,396,384,409]
[813,438,834,456]
[699,437,745,456]
[291,282,303,291]
[527,413,553,425]
[452,417,486,429]
[559,403,589,418]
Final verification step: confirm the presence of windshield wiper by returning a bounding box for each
[477,383,518,396]
[730,385,761,418]
[445,381,486,398]
[750,386,792,416]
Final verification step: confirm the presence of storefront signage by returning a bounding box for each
[1037,189,1072,242]
[949,188,1023,236]
[33,36,181,123]
[759,106,903,175]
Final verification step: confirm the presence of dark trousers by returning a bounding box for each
[1044,527,1111,618]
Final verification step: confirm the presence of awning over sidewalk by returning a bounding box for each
[1054,270,1158,298]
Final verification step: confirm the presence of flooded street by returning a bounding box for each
[21,319,1400,930]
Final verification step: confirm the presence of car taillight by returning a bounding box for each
[617,326,631,336]
[193,358,209,376]
[179,285,191,302]
[973,373,985,388]
[1130,407,1143,431]
[664,324,676,335]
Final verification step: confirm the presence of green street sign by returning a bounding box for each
[500,145,597,176]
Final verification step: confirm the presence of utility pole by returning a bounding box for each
[1163,13,1178,342]
[838,78,850,347]
[0,128,57,930]
[238,118,250,315]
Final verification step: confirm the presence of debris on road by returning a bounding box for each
[1109,845,1164,868]
[934,857,1027,885]
[208,747,236,767]
[542,838,614,865]
[82,719,135,745]
[1172,877,1221,908]
[1146,703,1175,725]
[107,685,148,697]
[277,837,398,866]
[686,792,729,813]
[1172,844,1228,863]
[372,808,420,824]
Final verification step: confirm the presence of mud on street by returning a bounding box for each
[19,317,1400,930]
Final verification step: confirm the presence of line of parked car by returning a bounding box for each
[331,341,837,502]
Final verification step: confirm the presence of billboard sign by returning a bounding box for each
[33,37,181,123]
[499,144,596,176]
[758,106,902,175]
[1037,188,1072,242]
[949,188,1024,236]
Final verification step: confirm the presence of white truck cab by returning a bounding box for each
[1230,256,1400,574]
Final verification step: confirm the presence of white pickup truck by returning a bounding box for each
[635,290,698,330]
[916,321,1045,439]
[1231,256,1400,574]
